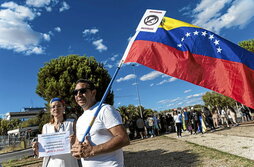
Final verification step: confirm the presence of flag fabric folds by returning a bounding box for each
[124,17,254,108]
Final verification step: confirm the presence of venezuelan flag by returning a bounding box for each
[124,17,254,108]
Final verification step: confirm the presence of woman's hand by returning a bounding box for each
[32,141,39,157]
[70,134,76,145]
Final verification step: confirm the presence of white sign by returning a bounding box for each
[38,131,70,157]
[136,9,166,33]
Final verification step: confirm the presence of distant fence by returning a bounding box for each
[0,136,33,149]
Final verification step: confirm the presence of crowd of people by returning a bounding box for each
[30,78,254,167]
[125,105,253,139]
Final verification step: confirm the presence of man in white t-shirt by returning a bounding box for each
[71,79,130,167]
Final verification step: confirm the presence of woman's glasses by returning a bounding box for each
[73,88,90,96]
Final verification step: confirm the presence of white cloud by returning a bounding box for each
[140,71,163,81]
[46,6,52,12]
[191,0,254,33]
[186,98,204,105]
[116,74,136,82]
[0,2,46,54]
[92,39,108,52]
[158,97,181,104]
[27,46,43,54]
[59,1,70,12]
[157,80,168,85]
[54,27,61,32]
[82,28,108,52]
[83,28,99,35]
[158,99,171,104]
[102,54,118,69]
[110,54,118,61]
[169,77,177,82]
[26,0,51,8]
[156,77,177,85]
[186,92,205,99]
[105,64,113,69]
[2,2,35,20]
[111,57,116,61]
[170,97,181,103]
[184,89,192,93]
[167,103,174,107]
[161,74,170,78]
[43,33,50,41]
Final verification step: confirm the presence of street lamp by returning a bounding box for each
[132,64,143,118]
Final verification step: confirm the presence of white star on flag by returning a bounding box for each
[177,44,182,47]
[181,37,185,42]
[201,31,207,36]
[193,31,199,35]
[214,40,220,45]
[185,32,191,37]
[209,34,214,40]
[217,47,222,53]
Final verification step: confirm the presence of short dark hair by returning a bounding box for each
[76,79,96,90]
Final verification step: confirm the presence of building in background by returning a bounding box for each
[5,107,46,121]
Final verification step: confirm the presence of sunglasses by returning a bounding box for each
[73,88,90,96]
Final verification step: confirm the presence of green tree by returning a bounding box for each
[117,104,139,124]
[202,91,236,108]
[117,104,156,124]
[238,39,254,53]
[20,117,39,128]
[36,54,113,117]
[117,106,128,124]
[0,119,20,135]
[143,108,155,118]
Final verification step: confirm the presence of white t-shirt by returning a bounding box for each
[76,103,124,167]
[173,114,182,123]
[42,120,79,167]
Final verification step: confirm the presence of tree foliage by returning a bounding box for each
[238,39,254,53]
[117,104,155,124]
[202,91,236,108]
[0,119,20,135]
[36,54,113,117]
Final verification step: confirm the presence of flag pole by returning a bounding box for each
[80,31,139,143]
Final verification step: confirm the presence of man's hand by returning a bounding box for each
[71,136,95,159]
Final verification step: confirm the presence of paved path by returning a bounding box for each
[166,125,254,160]
[0,148,33,163]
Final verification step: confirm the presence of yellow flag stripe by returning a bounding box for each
[159,17,200,31]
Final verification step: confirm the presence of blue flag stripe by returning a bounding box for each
[135,27,254,70]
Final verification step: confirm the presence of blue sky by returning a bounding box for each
[0,0,254,117]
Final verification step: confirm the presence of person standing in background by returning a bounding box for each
[173,110,182,138]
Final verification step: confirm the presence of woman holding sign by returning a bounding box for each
[32,97,79,167]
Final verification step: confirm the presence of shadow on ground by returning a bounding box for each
[124,149,199,167]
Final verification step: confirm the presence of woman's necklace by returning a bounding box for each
[54,122,62,132]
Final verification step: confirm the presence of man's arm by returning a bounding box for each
[72,124,130,158]
[92,124,130,155]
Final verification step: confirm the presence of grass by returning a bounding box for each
[2,135,254,167]
[0,145,24,154]
[1,156,43,167]
[186,141,254,167]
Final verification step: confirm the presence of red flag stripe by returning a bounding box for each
[125,40,254,108]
